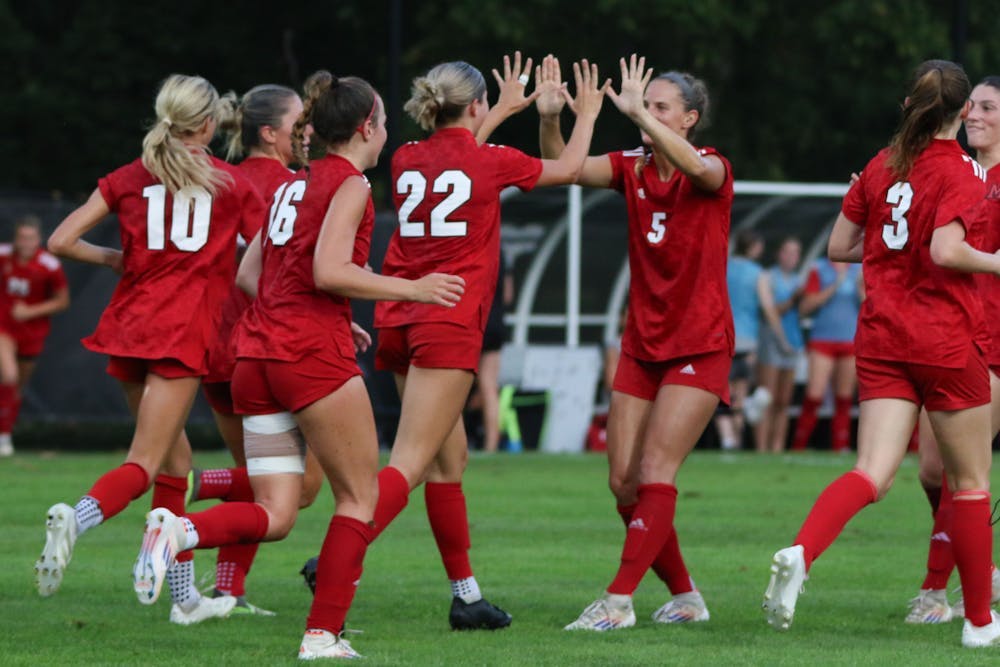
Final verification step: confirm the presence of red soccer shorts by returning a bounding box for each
[202,381,235,415]
[612,348,732,404]
[856,347,989,411]
[106,356,202,383]
[231,350,360,415]
[375,322,482,375]
[808,340,855,359]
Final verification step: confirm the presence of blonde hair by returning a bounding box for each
[404,61,486,131]
[292,70,379,165]
[219,84,299,161]
[141,74,235,194]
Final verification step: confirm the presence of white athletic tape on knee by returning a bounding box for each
[244,411,296,435]
[246,454,305,476]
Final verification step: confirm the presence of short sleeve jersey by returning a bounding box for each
[768,267,804,350]
[727,256,762,351]
[375,127,542,331]
[805,259,862,343]
[608,147,735,362]
[234,154,372,363]
[0,246,68,343]
[87,157,266,372]
[842,140,988,368]
[204,156,290,383]
[963,165,1000,366]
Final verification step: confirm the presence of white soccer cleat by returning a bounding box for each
[169,594,238,625]
[743,386,772,425]
[905,589,952,624]
[35,503,78,596]
[962,610,1000,648]
[952,568,1000,619]
[564,594,636,631]
[133,508,181,605]
[0,433,13,457]
[298,629,362,660]
[763,544,807,631]
[652,591,710,623]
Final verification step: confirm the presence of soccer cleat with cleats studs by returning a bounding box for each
[962,610,1000,648]
[133,508,182,605]
[652,591,710,623]
[298,629,361,660]
[564,594,636,631]
[763,545,807,631]
[35,503,78,597]
[905,589,953,624]
[169,594,238,625]
[449,596,513,630]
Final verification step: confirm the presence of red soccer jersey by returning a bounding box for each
[204,157,290,382]
[87,156,266,372]
[842,140,988,368]
[966,165,1000,366]
[0,246,68,343]
[608,147,735,362]
[234,154,372,363]
[375,127,542,331]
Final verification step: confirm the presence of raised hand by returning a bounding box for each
[491,51,540,116]
[570,59,611,120]
[413,272,465,307]
[606,53,653,120]
[534,54,567,118]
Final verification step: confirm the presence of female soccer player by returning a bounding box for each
[763,60,1000,649]
[754,236,804,453]
[36,75,264,628]
[133,70,465,659]
[542,54,733,630]
[0,215,69,456]
[789,259,862,452]
[905,75,1000,624]
[369,53,606,630]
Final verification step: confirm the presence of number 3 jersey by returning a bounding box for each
[234,154,373,363]
[608,147,734,363]
[843,140,988,368]
[375,127,542,331]
[87,157,265,372]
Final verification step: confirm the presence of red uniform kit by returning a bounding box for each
[232,155,372,414]
[374,127,542,373]
[202,157,290,413]
[608,147,735,402]
[0,246,68,356]
[843,140,988,409]
[970,165,1000,374]
[90,157,266,380]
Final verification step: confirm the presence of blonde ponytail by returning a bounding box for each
[404,61,486,131]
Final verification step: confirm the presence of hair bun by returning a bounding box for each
[304,70,334,98]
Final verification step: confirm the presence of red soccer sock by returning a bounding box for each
[607,484,678,595]
[306,515,373,633]
[216,543,260,596]
[86,462,149,520]
[0,383,16,433]
[196,467,253,502]
[793,469,878,571]
[922,479,953,590]
[791,396,821,451]
[372,466,410,539]
[153,473,193,563]
[951,490,993,626]
[831,397,853,452]
[651,528,695,595]
[425,482,473,580]
[188,502,269,548]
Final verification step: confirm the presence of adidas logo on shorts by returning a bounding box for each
[680,364,696,375]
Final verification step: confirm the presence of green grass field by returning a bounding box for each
[2,449,997,666]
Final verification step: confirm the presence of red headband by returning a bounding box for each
[357,96,378,135]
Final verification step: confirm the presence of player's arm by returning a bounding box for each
[313,176,464,305]
[236,230,263,298]
[11,287,69,322]
[930,220,1000,275]
[47,189,122,271]
[757,272,792,352]
[827,213,864,263]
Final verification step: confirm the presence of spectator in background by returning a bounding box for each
[0,215,69,456]
[790,259,863,452]
[754,236,804,453]
[715,229,765,450]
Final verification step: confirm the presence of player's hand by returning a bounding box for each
[568,59,610,121]
[534,54,567,118]
[107,249,124,274]
[350,321,372,354]
[491,51,539,117]
[413,273,465,307]
[607,53,653,120]
[10,302,30,322]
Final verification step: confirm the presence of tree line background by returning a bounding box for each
[2,0,997,205]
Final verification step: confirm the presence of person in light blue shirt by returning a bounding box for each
[755,237,804,452]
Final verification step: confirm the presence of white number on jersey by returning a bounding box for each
[646,212,668,246]
[143,185,212,252]
[882,181,913,251]
[6,276,29,297]
[395,170,471,237]
[267,180,307,246]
